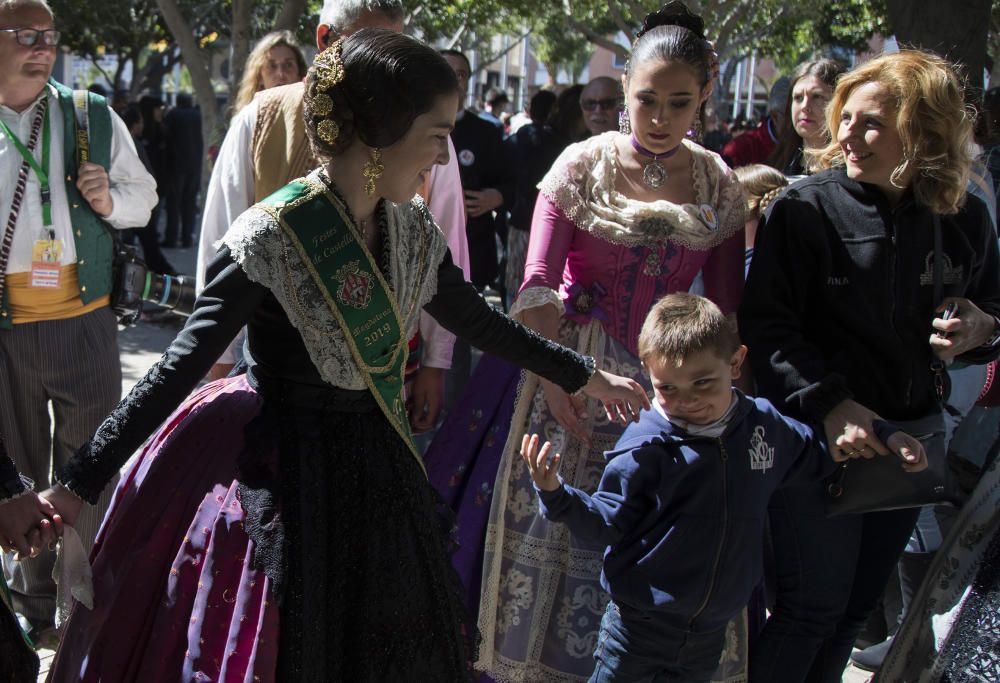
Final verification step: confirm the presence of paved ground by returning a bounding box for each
[34,245,878,682]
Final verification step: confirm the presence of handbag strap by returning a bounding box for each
[0,97,48,306]
[933,213,943,304]
[931,214,947,401]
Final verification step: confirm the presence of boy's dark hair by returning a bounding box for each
[638,293,739,365]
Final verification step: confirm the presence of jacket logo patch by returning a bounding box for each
[827,276,849,286]
[458,149,476,166]
[919,252,963,286]
[749,426,774,472]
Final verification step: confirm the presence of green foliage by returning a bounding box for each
[754,0,890,71]
[49,0,170,90]
[405,0,529,50]
[532,21,595,84]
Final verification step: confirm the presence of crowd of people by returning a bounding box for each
[1,0,1000,682]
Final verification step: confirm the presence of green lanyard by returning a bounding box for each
[0,104,51,227]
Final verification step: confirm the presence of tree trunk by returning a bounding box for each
[273,0,308,33]
[154,0,220,146]
[229,0,252,105]
[886,0,991,94]
[540,60,559,87]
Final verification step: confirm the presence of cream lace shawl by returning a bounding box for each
[537,131,746,249]
[513,132,746,320]
[222,173,450,390]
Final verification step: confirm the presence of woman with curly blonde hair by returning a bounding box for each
[231,30,308,117]
[740,49,1000,682]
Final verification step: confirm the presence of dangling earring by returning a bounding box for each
[619,103,631,135]
[687,105,703,141]
[362,148,384,196]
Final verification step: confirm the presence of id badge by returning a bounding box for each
[30,239,62,288]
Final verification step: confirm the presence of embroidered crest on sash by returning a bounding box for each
[749,426,774,472]
[334,260,373,309]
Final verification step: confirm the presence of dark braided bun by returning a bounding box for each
[637,1,706,41]
[628,1,713,86]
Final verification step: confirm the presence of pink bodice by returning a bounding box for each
[519,195,744,358]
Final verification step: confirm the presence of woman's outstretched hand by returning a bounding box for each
[540,379,592,444]
[581,369,651,426]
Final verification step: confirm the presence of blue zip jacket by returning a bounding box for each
[537,391,836,632]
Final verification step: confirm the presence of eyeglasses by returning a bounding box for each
[581,97,623,112]
[0,28,61,47]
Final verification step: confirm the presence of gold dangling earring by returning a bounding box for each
[362,148,384,196]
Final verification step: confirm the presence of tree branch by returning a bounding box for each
[272,0,307,33]
[153,0,220,145]
[444,22,467,50]
[606,0,634,41]
[623,0,645,27]
[563,0,628,58]
[229,0,252,102]
[88,59,116,89]
[478,29,533,65]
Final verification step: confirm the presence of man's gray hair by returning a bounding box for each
[319,0,403,34]
[0,0,53,18]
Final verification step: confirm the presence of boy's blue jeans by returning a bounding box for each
[589,601,726,683]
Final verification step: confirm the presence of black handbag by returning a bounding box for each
[825,412,962,515]
[825,215,963,516]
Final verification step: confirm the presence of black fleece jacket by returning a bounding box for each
[739,168,1000,423]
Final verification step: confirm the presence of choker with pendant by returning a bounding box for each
[630,135,682,189]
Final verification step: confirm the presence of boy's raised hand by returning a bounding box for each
[520,434,562,492]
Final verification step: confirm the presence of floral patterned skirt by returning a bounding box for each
[878,452,1000,682]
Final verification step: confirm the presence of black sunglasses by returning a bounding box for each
[0,28,60,47]
[580,97,622,112]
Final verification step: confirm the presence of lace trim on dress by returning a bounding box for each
[538,132,746,250]
[509,286,565,321]
[222,171,449,391]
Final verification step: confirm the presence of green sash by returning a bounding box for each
[260,180,421,468]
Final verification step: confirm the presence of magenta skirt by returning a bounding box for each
[50,376,280,683]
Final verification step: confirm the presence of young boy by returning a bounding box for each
[521,293,926,683]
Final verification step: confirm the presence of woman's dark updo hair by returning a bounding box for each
[304,28,459,161]
[627,1,713,86]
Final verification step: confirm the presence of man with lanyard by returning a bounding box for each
[197,0,470,435]
[0,0,156,645]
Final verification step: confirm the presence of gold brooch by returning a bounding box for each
[318,119,340,146]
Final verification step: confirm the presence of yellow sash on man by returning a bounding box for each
[259,180,421,468]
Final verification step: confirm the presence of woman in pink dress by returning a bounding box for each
[428,3,747,681]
